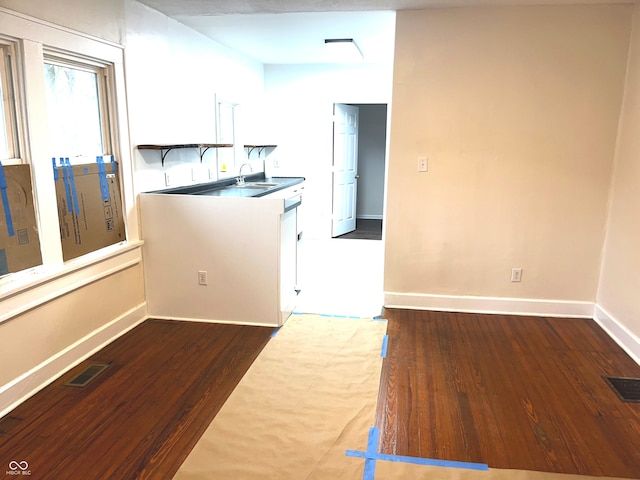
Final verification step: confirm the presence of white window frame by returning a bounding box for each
[215,95,245,170]
[43,49,114,163]
[0,7,139,298]
[0,37,24,164]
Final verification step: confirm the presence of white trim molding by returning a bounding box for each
[151,315,278,329]
[0,304,148,418]
[593,304,640,366]
[384,292,594,318]
[1,243,144,324]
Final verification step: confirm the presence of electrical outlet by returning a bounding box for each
[273,158,280,168]
[418,156,428,172]
[191,168,196,182]
[511,268,523,283]
[164,172,171,186]
[198,270,208,285]
[208,168,215,179]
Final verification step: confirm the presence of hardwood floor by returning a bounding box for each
[376,308,640,478]
[0,319,272,480]
[3,311,640,479]
[335,219,383,240]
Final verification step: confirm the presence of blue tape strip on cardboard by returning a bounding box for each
[66,158,80,215]
[0,162,14,237]
[62,158,73,213]
[53,160,125,262]
[97,155,110,202]
[52,157,59,181]
[0,164,42,274]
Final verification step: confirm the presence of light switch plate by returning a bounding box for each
[418,157,428,172]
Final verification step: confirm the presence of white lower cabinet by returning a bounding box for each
[140,190,301,326]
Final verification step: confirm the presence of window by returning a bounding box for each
[0,40,21,163]
[0,8,136,290]
[42,54,125,262]
[43,56,112,162]
[216,97,243,170]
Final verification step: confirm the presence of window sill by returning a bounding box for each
[0,241,144,324]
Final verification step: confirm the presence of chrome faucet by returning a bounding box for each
[237,163,253,185]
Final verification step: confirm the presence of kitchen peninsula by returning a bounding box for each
[140,174,304,326]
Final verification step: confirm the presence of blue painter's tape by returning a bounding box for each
[52,158,58,182]
[0,248,8,275]
[373,316,387,322]
[66,158,80,215]
[363,457,377,480]
[375,452,489,471]
[364,426,379,480]
[367,426,379,454]
[0,162,14,237]
[346,450,368,459]
[62,158,72,212]
[381,335,389,358]
[110,155,116,173]
[270,327,281,338]
[97,156,110,202]
[346,426,489,479]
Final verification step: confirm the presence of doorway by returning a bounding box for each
[331,103,387,240]
[295,102,388,317]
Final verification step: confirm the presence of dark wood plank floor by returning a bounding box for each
[375,308,640,478]
[335,219,383,240]
[0,319,272,480]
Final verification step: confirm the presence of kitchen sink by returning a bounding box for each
[236,182,279,188]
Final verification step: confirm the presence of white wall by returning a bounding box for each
[384,5,632,316]
[125,0,265,194]
[263,63,393,238]
[353,104,386,220]
[596,4,640,363]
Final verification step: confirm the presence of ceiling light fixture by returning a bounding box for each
[324,38,363,63]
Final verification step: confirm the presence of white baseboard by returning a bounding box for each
[384,292,594,318]
[593,304,640,366]
[356,215,383,220]
[151,315,278,328]
[0,303,148,418]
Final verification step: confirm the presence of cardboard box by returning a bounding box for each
[55,160,126,261]
[0,164,43,276]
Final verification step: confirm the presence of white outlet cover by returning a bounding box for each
[418,157,428,172]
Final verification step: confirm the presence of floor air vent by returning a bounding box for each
[65,363,110,387]
[604,376,640,402]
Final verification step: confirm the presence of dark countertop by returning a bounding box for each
[145,174,304,198]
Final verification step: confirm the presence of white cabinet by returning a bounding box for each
[279,207,298,322]
[140,188,301,326]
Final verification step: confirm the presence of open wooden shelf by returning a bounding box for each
[137,143,233,165]
[244,145,277,159]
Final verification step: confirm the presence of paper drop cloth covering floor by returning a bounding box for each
[173,314,633,480]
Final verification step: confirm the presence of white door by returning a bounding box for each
[331,104,359,237]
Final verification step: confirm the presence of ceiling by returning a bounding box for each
[135,0,636,64]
